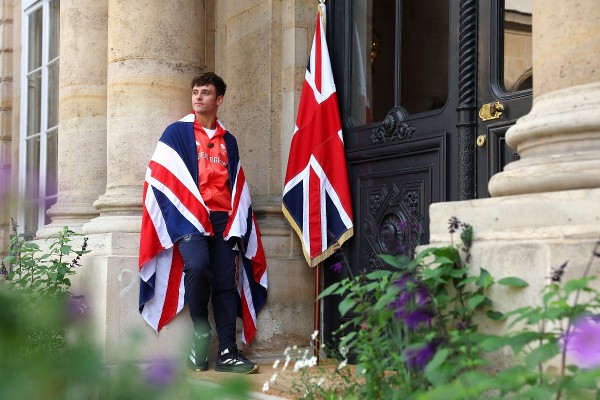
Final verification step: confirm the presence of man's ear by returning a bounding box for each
[216,95,224,106]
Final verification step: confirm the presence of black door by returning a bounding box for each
[323,0,532,342]
[475,0,532,198]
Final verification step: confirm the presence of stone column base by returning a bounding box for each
[429,189,600,369]
[489,82,600,196]
[429,187,600,324]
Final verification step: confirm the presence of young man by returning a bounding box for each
[139,72,267,374]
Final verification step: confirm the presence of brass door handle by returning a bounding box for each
[479,101,504,121]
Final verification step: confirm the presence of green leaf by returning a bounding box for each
[497,276,529,287]
[338,297,357,316]
[456,276,478,287]
[378,254,410,268]
[318,282,342,299]
[424,348,451,385]
[477,268,494,289]
[365,270,391,280]
[564,277,593,293]
[478,335,509,352]
[524,342,559,368]
[468,294,486,310]
[339,331,357,348]
[508,331,541,353]
[486,310,506,321]
[433,256,455,265]
[60,245,72,255]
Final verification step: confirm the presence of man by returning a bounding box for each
[138,72,268,374]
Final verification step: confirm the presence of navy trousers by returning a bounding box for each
[178,211,238,352]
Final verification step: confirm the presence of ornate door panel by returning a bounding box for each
[351,134,447,270]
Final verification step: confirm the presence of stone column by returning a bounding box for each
[36,0,108,238]
[0,0,14,248]
[488,0,600,196]
[83,0,205,234]
[77,0,206,364]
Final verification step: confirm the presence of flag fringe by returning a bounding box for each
[282,204,353,268]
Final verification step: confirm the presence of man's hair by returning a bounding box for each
[191,72,227,97]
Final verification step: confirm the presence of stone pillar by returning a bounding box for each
[83,0,205,234]
[36,0,108,238]
[0,0,14,248]
[488,0,600,196]
[78,1,206,364]
[429,0,600,358]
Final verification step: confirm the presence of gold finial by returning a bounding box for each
[317,0,326,28]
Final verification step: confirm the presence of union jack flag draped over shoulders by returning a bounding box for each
[282,3,353,267]
[139,114,267,344]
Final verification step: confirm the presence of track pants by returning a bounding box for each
[178,211,238,352]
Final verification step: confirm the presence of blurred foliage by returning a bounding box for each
[0,225,252,400]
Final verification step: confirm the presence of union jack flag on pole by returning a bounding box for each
[282,2,353,267]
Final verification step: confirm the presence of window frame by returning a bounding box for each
[18,0,59,236]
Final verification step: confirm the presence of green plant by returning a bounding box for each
[316,218,504,399]
[2,219,89,297]
[315,218,600,399]
[421,240,600,399]
[0,221,251,399]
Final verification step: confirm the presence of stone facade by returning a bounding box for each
[1,0,599,366]
[2,0,314,363]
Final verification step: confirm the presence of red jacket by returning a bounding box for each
[194,119,232,211]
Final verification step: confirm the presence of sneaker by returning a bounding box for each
[186,331,210,372]
[215,345,259,374]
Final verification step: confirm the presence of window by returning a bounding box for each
[18,0,60,236]
[502,0,532,93]
[350,0,449,125]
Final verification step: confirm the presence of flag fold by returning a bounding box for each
[139,114,267,344]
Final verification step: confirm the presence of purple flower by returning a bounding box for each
[67,295,89,321]
[565,315,600,369]
[330,262,343,273]
[395,220,407,232]
[143,358,178,387]
[550,262,568,283]
[403,309,435,329]
[405,342,437,371]
[448,216,461,234]
[392,274,434,328]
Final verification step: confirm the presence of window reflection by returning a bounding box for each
[351,0,449,126]
[351,0,395,125]
[503,0,532,92]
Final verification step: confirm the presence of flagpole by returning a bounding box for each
[314,262,321,365]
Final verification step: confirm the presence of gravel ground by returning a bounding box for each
[184,358,351,399]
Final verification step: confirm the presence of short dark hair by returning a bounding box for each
[191,72,227,97]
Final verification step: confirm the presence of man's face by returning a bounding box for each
[192,84,223,116]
